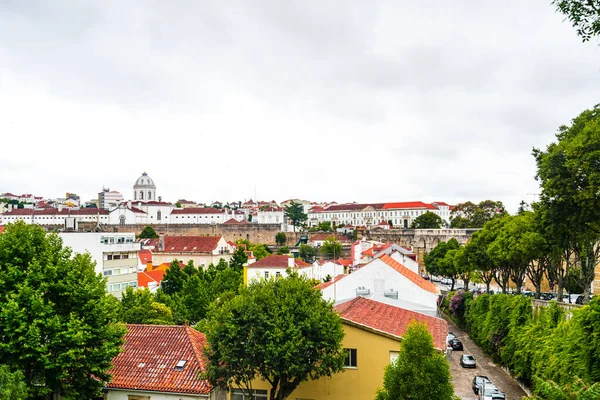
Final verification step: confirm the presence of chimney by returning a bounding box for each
[7,203,12,212]
[158,233,165,252]
[127,200,132,209]
[57,203,63,212]
[147,261,153,272]
[288,256,295,269]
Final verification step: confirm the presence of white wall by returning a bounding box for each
[106,389,209,400]
[320,258,438,313]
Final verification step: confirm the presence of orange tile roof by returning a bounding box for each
[378,254,439,294]
[138,270,165,288]
[334,297,447,350]
[107,325,211,395]
[247,255,309,269]
[138,249,152,264]
[382,201,437,210]
[157,236,222,253]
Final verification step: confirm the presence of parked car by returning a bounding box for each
[478,383,505,400]
[472,376,490,394]
[441,277,452,285]
[430,276,441,283]
[460,354,476,368]
[448,338,463,351]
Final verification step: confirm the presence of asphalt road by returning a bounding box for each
[445,317,529,400]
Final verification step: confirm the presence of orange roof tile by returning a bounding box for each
[247,255,308,269]
[334,297,447,350]
[382,201,437,210]
[138,270,165,288]
[315,274,346,290]
[138,249,152,264]
[156,236,222,253]
[107,325,210,395]
[378,254,439,294]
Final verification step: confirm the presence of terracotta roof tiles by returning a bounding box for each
[378,254,439,294]
[334,297,447,350]
[107,325,210,395]
[157,236,222,253]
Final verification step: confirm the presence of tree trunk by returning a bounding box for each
[450,277,455,291]
[486,281,491,294]
[535,284,542,300]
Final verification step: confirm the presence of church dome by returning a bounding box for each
[134,172,156,188]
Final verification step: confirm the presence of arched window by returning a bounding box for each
[140,191,144,200]
[157,210,162,221]
[148,191,152,200]
[134,191,137,200]
[119,215,126,226]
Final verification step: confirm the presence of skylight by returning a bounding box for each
[174,360,187,370]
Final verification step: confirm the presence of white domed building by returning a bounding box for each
[133,172,157,202]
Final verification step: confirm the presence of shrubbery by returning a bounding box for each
[463,294,600,396]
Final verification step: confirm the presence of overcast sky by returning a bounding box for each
[1,0,598,212]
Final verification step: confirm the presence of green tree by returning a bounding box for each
[424,238,460,288]
[251,244,270,260]
[203,272,346,400]
[375,322,454,400]
[411,211,443,229]
[162,260,185,295]
[277,246,290,255]
[0,365,28,400]
[138,225,159,239]
[275,232,287,246]
[229,246,249,273]
[0,222,125,399]
[553,0,600,43]
[450,200,507,228]
[316,221,333,232]
[120,286,174,325]
[298,244,315,262]
[320,237,342,259]
[284,201,307,232]
[530,377,600,400]
[175,201,182,208]
[533,105,600,302]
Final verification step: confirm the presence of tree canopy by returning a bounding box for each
[284,201,307,232]
[553,0,600,43]
[203,272,346,400]
[450,200,507,228]
[275,232,286,246]
[411,211,444,229]
[298,244,315,262]
[138,225,159,239]
[121,286,174,325]
[375,322,454,400]
[319,237,342,259]
[0,222,125,399]
[0,365,28,400]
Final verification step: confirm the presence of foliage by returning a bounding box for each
[0,222,126,399]
[175,201,182,208]
[319,237,342,259]
[229,245,249,273]
[251,244,270,260]
[276,246,290,255]
[284,201,307,231]
[449,290,472,327]
[316,221,333,232]
[410,211,443,229]
[465,294,600,396]
[203,271,346,400]
[138,225,159,239]
[450,200,507,228]
[552,0,600,42]
[298,244,315,262]
[275,232,287,246]
[375,322,455,400]
[121,286,174,325]
[162,260,185,295]
[0,365,28,400]
[527,377,600,400]
[533,104,600,301]
[424,239,460,288]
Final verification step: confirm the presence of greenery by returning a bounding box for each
[0,365,28,400]
[121,286,174,324]
[410,211,444,229]
[450,200,507,228]
[375,322,455,400]
[175,201,182,208]
[553,0,600,43]
[203,272,346,400]
[0,222,125,399]
[276,246,290,255]
[275,232,287,246]
[284,201,307,232]
[138,225,159,239]
[298,244,315,262]
[461,294,600,397]
[319,237,342,259]
[423,238,461,290]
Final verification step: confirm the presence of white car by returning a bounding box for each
[478,383,505,400]
[441,277,453,285]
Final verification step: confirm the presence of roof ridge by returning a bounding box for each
[379,255,438,294]
[185,326,206,366]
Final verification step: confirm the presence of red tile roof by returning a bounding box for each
[107,325,210,395]
[334,297,447,350]
[0,226,4,234]
[308,233,353,243]
[138,250,152,265]
[315,274,346,290]
[130,207,147,214]
[378,254,439,294]
[318,203,385,212]
[223,218,245,224]
[157,236,222,253]
[247,255,307,269]
[2,208,109,216]
[171,207,223,215]
[138,270,165,288]
[382,202,437,210]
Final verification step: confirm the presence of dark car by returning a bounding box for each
[472,376,490,394]
[448,338,463,351]
[460,354,476,368]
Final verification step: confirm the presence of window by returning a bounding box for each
[389,351,400,363]
[344,348,357,368]
[264,271,269,279]
[275,271,281,278]
[128,396,150,400]
[157,210,161,221]
[174,360,187,370]
[231,389,268,400]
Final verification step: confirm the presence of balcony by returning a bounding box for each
[356,287,370,295]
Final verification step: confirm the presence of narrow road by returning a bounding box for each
[445,317,529,400]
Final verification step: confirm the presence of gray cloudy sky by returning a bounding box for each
[1,0,599,211]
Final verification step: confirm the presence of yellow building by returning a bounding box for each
[231,296,447,400]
